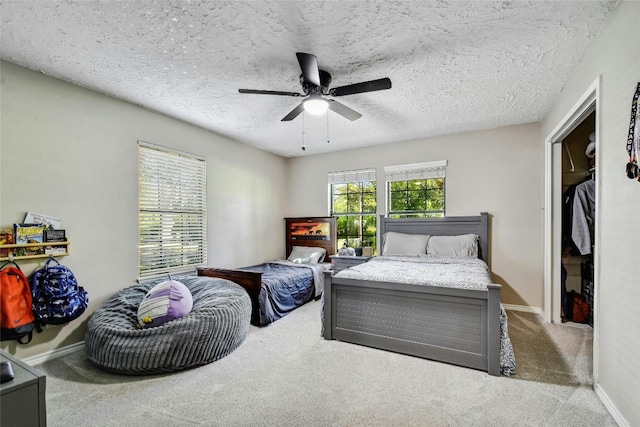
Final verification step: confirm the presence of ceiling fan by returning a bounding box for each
[239,52,392,122]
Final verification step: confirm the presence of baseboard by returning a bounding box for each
[595,383,630,427]
[23,341,85,366]
[502,303,543,315]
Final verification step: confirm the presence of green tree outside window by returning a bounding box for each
[331,181,377,250]
[388,178,444,218]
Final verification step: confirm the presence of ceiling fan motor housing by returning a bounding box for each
[300,70,332,95]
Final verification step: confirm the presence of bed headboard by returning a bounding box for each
[379,212,489,263]
[285,217,337,259]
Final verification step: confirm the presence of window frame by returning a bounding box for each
[328,168,377,250]
[137,141,207,279]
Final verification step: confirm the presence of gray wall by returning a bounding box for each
[541,2,639,426]
[0,61,288,359]
[286,123,544,309]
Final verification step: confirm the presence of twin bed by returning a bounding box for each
[199,259,329,326]
[198,217,335,326]
[200,213,515,376]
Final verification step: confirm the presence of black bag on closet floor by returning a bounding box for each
[563,291,572,321]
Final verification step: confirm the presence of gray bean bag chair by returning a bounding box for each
[85,276,251,375]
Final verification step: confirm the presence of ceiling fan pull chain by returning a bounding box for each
[327,112,330,144]
[301,111,306,151]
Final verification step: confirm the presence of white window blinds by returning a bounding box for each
[328,168,377,184]
[138,141,207,278]
[384,160,447,182]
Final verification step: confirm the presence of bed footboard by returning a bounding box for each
[323,271,502,376]
[198,267,262,325]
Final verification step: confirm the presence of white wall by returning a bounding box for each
[0,61,287,359]
[286,122,544,308]
[2,3,637,419]
[541,2,640,426]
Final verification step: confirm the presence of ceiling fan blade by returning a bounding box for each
[296,52,321,87]
[239,89,303,97]
[281,103,305,121]
[328,99,362,121]
[329,77,392,97]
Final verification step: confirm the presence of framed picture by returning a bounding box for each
[289,221,331,239]
[44,229,66,242]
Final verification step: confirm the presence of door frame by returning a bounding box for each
[543,76,600,381]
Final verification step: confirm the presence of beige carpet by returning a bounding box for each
[35,300,615,426]
[507,310,594,385]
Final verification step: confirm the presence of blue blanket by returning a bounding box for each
[242,262,315,326]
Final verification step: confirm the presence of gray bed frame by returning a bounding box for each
[323,212,502,376]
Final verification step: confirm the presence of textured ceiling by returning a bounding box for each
[0,1,617,157]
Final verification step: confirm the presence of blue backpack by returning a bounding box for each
[30,258,88,329]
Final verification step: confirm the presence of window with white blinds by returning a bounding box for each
[384,160,447,182]
[327,168,377,184]
[385,160,447,218]
[138,141,207,278]
[329,168,377,250]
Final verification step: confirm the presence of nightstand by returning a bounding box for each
[0,349,46,427]
[330,255,373,274]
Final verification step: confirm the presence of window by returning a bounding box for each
[329,168,377,250]
[385,161,447,218]
[138,141,207,278]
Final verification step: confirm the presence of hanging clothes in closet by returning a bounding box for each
[571,176,595,255]
[571,136,596,256]
[562,180,583,256]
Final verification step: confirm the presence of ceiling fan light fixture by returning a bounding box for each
[240,53,390,122]
[303,96,328,115]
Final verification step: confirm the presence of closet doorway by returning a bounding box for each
[544,77,599,380]
[560,111,595,324]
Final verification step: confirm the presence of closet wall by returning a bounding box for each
[561,110,595,323]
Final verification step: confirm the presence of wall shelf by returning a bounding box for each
[0,241,70,261]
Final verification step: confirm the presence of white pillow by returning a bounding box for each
[426,234,479,257]
[382,232,430,255]
[287,246,326,263]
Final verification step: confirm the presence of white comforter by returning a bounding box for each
[334,255,492,290]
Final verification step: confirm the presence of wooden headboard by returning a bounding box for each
[285,217,336,259]
[379,212,489,263]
